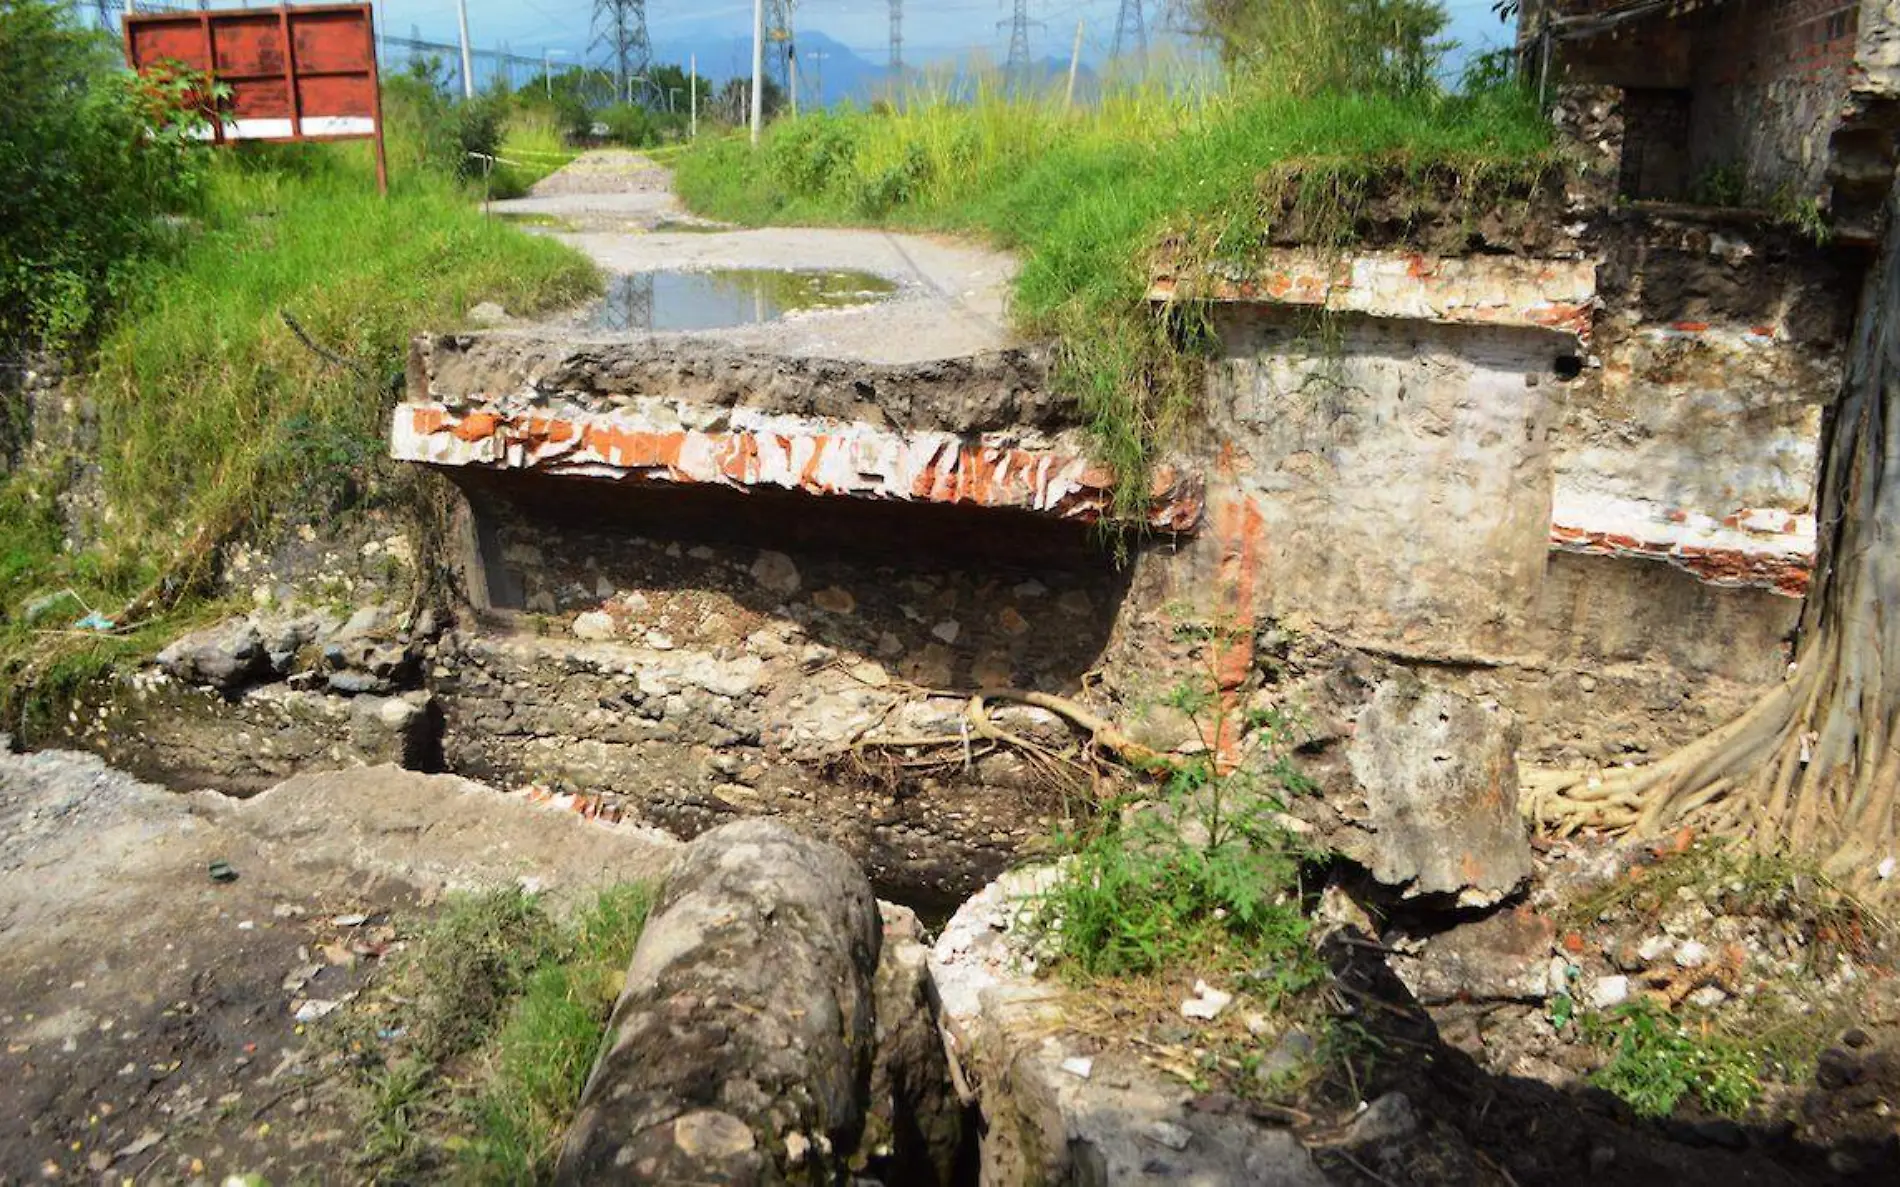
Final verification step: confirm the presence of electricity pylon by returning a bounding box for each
[1113,0,1147,59]
[590,0,652,105]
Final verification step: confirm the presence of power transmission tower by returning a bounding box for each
[591,0,652,105]
[765,0,796,96]
[1113,0,1147,59]
[1000,0,1040,90]
[888,0,903,77]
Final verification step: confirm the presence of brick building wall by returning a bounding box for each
[1528,0,1869,201]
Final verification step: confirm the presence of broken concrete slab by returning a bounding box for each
[1342,680,1534,908]
[557,820,882,1184]
[395,398,1202,532]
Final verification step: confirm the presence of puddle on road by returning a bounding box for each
[585,269,898,333]
[493,211,583,232]
[650,219,733,234]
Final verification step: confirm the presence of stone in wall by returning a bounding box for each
[433,500,1132,901]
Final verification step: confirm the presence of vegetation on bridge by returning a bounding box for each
[674,2,1557,519]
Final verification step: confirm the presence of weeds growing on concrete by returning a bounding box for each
[345,883,653,1182]
[674,68,1555,520]
[1035,678,1322,994]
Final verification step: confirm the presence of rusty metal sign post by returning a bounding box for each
[124,3,389,193]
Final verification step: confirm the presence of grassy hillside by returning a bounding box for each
[1,136,597,731]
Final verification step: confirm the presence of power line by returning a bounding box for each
[591,0,652,105]
[1112,0,1146,59]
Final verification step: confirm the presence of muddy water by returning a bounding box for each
[585,269,898,333]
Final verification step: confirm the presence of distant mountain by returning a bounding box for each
[648,29,1099,109]
[650,29,888,108]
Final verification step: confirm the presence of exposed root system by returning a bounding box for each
[1528,199,1900,892]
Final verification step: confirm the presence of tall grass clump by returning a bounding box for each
[674,6,1554,520]
[344,884,655,1182]
[81,147,596,586]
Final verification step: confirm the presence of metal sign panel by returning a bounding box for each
[124,4,388,191]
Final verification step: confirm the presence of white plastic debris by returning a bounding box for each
[1180,980,1233,1021]
[1674,940,1711,969]
[293,999,341,1023]
[1589,975,1631,1010]
[1060,1056,1094,1080]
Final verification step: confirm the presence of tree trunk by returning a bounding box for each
[1528,181,1900,887]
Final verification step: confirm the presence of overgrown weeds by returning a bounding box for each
[1034,670,1324,995]
[344,884,653,1183]
[1584,999,1763,1119]
[0,137,598,735]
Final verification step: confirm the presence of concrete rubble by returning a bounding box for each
[556,820,955,1185]
[1341,680,1534,908]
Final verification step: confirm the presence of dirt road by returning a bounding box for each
[487,150,1021,364]
[0,747,672,1183]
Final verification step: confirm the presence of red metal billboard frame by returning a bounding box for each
[124,3,388,193]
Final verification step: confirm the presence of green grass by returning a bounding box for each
[344,884,655,1184]
[490,108,579,199]
[674,78,1556,516]
[461,885,653,1182]
[0,140,599,734]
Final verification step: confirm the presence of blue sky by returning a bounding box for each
[371,0,1518,75]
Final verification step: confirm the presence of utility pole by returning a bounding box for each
[765,0,796,95]
[690,53,698,138]
[889,0,903,78]
[455,0,475,99]
[1065,19,1083,108]
[750,0,765,144]
[1112,0,1146,60]
[806,50,828,110]
[1001,0,1039,92]
[591,0,652,106]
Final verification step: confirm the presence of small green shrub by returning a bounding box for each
[1585,1000,1763,1119]
[1037,682,1322,1002]
[0,0,212,353]
[600,103,658,148]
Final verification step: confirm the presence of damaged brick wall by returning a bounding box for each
[1533,0,1868,200]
